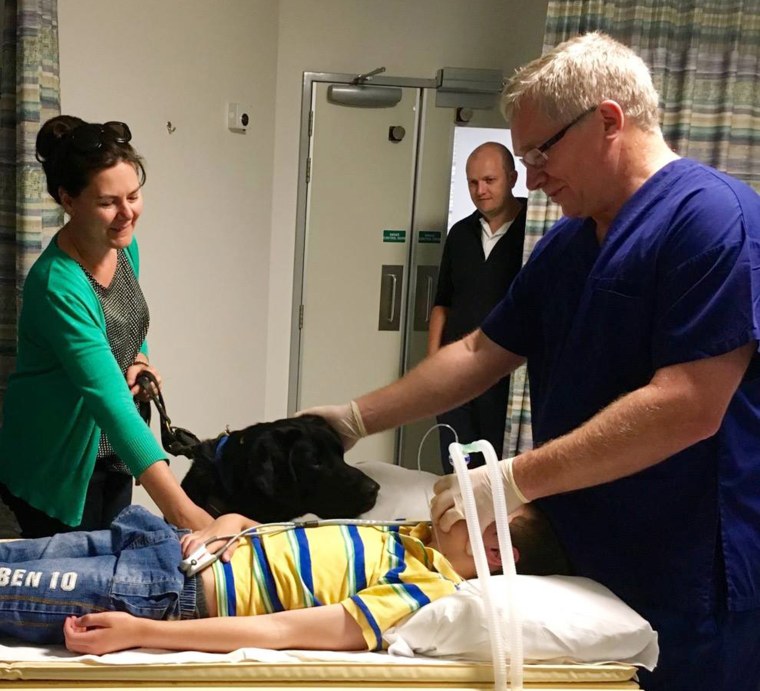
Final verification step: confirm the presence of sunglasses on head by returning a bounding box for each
[67,121,132,152]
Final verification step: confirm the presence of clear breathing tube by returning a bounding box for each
[449,440,523,691]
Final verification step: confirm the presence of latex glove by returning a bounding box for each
[431,457,528,533]
[295,400,367,451]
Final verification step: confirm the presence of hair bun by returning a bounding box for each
[35,114,87,162]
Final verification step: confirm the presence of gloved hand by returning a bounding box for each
[430,457,528,533]
[295,400,367,451]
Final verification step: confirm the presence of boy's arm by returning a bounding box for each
[63,605,366,655]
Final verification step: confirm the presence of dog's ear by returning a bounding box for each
[300,414,344,451]
[230,428,278,499]
[250,453,276,498]
[290,415,344,464]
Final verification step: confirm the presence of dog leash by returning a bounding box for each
[136,370,203,458]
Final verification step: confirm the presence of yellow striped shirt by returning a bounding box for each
[211,523,461,650]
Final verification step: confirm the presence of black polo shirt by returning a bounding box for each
[434,201,526,345]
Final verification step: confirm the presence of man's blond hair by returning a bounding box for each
[502,32,660,131]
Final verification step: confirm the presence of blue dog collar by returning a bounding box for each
[214,434,230,462]
[213,435,234,495]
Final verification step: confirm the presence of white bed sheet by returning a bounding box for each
[0,640,454,666]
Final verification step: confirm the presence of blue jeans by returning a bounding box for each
[0,506,196,644]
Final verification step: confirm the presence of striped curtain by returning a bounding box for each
[0,0,61,394]
[504,0,760,456]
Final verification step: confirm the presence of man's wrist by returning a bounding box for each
[349,400,368,438]
[503,456,530,504]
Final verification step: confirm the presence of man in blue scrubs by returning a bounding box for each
[305,32,760,690]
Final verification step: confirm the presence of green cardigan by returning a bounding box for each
[0,236,166,526]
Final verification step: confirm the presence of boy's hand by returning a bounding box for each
[63,612,142,655]
[180,513,259,563]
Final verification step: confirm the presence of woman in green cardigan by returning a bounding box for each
[0,115,212,537]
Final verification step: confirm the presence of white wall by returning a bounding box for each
[56,0,548,510]
[58,0,279,509]
[265,0,549,418]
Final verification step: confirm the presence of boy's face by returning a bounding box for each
[433,513,519,580]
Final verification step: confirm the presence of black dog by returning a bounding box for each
[179,415,380,523]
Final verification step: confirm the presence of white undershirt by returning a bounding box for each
[479,217,514,260]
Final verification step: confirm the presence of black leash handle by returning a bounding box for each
[136,370,171,425]
[136,370,201,459]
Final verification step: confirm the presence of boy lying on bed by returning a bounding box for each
[0,503,569,655]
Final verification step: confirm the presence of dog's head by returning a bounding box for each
[210,414,380,522]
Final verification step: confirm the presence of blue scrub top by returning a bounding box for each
[482,159,760,615]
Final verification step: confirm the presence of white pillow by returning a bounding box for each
[354,461,438,521]
[384,575,659,670]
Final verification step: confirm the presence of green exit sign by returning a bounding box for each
[418,231,442,244]
[383,229,407,243]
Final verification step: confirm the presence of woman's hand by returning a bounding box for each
[126,359,162,401]
[63,612,143,655]
[180,513,259,564]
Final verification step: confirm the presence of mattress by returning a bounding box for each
[0,645,641,689]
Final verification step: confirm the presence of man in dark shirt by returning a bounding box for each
[428,142,526,472]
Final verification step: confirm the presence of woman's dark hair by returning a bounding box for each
[510,507,573,576]
[35,115,146,204]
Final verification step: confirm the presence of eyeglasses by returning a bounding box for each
[68,121,132,153]
[520,107,596,169]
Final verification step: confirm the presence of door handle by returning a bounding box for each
[386,273,397,323]
[413,266,439,332]
[425,276,434,323]
[378,265,403,331]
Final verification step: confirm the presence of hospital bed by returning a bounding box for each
[0,461,656,690]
